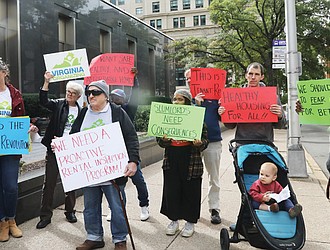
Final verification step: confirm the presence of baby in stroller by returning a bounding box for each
[249,162,302,218]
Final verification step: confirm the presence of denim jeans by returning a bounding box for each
[0,155,20,221]
[83,183,128,243]
[130,164,149,207]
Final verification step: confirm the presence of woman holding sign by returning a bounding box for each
[157,89,208,238]
[0,58,38,242]
[70,80,139,250]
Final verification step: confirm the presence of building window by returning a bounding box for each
[152,2,160,13]
[118,0,125,5]
[58,15,74,51]
[150,20,155,28]
[200,15,206,25]
[173,18,179,28]
[180,17,185,28]
[136,7,143,15]
[193,16,199,26]
[110,0,116,4]
[156,19,162,29]
[196,0,203,8]
[170,0,178,11]
[100,30,111,53]
[183,0,190,10]
[135,0,143,3]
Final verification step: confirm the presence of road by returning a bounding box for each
[300,124,330,178]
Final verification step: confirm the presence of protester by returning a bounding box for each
[157,89,208,238]
[36,72,84,229]
[185,69,223,224]
[249,162,302,217]
[71,80,139,250]
[0,58,38,242]
[108,67,150,222]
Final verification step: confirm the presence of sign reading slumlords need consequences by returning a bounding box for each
[190,68,227,100]
[53,123,128,192]
[221,87,278,123]
[147,102,205,141]
[84,53,135,86]
[0,117,30,154]
[43,49,90,82]
[297,79,330,125]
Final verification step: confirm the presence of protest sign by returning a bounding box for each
[221,87,278,123]
[43,48,90,82]
[297,79,330,125]
[53,122,128,192]
[0,117,30,154]
[190,68,226,100]
[84,53,135,86]
[147,102,205,141]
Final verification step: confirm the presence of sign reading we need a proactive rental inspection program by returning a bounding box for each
[147,102,206,141]
[297,79,330,125]
[53,123,129,192]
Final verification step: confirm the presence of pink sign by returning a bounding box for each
[221,87,278,123]
[84,53,135,86]
[190,68,226,100]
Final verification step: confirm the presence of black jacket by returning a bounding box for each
[39,89,81,150]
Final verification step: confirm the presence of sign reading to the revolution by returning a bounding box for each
[53,123,128,192]
[44,49,90,82]
[147,102,205,141]
[190,68,227,100]
[0,117,30,154]
[297,79,330,125]
[84,53,135,86]
[221,87,278,123]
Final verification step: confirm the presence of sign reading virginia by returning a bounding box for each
[44,49,90,82]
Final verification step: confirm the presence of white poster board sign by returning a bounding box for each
[43,48,90,82]
[53,122,128,192]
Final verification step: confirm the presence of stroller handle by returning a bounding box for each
[229,139,277,152]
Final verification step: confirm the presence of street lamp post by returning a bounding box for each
[285,0,307,177]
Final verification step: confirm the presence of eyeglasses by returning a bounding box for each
[85,89,104,97]
[66,90,77,96]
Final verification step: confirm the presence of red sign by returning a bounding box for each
[221,87,278,123]
[84,53,135,86]
[190,68,226,100]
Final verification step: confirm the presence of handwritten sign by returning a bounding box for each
[53,123,128,192]
[0,117,30,154]
[297,79,330,125]
[44,49,90,82]
[84,53,135,86]
[190,68,227,100]
[221,87,278,123]
[147,102,205,141]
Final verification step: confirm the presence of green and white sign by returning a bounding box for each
[297,79,330,125]
[44,48,90,82]
[147,102,205,141]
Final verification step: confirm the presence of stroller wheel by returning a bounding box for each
[220,228,230,250]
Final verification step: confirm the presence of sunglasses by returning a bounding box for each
[85,89,104,97]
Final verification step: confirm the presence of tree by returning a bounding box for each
[166,0,330,90]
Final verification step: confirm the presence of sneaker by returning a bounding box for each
[140,206,150,221]
[181,222,194,237]
[211,209,221,224]
[106,213,111,222]
[270,203,279,212]
[289,204,303,218]
[166,220,179,235]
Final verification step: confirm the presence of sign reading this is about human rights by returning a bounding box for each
[297,79,330,125]
[147,102,205,141]
[0,117,30,154]
[43,48,90,82]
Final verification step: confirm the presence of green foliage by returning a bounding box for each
[23,93,56,118]
[139,96,172,105]
[134,105,151,132]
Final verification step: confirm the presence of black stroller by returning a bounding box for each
[220,139,306,250]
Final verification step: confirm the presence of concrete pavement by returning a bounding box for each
[1,128,330,249]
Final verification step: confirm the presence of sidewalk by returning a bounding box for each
[2,128,330,249]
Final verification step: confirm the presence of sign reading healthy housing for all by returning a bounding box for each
[297,79,330,125]
[53,123,129,192]
[43,48,90,82]
[147,102,205,141]
[0,117,30,154]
